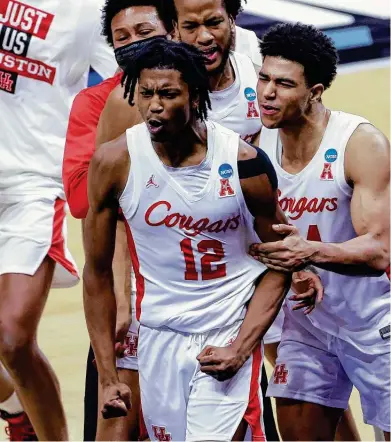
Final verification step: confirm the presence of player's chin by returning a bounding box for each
[260,115,281,129]
[149,130,168,143]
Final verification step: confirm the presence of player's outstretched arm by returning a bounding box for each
[83,135,131,418]
[198,142,292,380]
[251,125,390,275]
[96,83,143,145]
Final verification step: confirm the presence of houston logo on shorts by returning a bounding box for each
[152,425,172,441]
[273,364,289,384]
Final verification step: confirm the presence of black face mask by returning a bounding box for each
[114,36,167,71]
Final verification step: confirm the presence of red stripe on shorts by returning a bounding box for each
[48,198,78,277]
[243,345,265,441]
[124,221,145,322]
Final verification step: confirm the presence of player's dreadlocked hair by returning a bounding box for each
[101,0,173,47]
[160,0,246,23]
[121,37,212,121]
[260,23,338,90]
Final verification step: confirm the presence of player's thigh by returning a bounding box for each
[267,313,350,440]
[187,321,265,442]
[138,325,194,441]
[277,398,343,441]
[0,256,54,341]
[338,337,391,433]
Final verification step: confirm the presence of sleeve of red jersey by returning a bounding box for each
[63,89,105,219]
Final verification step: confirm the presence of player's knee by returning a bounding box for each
[0,322,36,365]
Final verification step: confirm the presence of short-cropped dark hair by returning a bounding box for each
[101,0,173,47]
[260,22,338,90]
[161,0,246,23]
[121,37,212,121]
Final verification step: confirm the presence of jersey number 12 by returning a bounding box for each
[180,238,226,281]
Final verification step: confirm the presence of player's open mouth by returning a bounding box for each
[147,119,164,135]
[261,104,279,116]
[201,47,219,63]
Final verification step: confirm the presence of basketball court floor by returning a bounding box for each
[2,63,384,441]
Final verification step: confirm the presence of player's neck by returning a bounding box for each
[209,56,235,92]
[153,120,208,168]
[279,103,330,165]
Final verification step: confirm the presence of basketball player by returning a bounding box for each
[249,23,390,441]
[98,0,262,144]
[83,37,295,441]
[98,0,285,365]
[63,1,172,439]
[0,0,116,439]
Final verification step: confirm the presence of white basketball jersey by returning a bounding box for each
[260,111,390,345]
[234,26,262,67]
[209,52,261,142]
[120,121,266,333]
[0,0,115,199]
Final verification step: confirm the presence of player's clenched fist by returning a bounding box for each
[197,345,248,381]
[101,383,132,419]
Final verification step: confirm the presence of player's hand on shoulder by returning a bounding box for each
[290,270,324,315]
[101,382,132,419]
[249,224,317,272]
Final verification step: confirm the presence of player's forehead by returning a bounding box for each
[175,0,227,22]
[111,6,161,30]
[139,68,186,90]
[261,56,306,82]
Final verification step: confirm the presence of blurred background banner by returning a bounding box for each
[88,0,390,86]
[237,0,390,64]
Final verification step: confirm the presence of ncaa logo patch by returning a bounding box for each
[218,163,233,179]
[244,87,256,102]
[325,149,338,163]
[218,164,235,198]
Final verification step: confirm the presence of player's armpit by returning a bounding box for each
[96,83,143,145]
[310,124,390,273]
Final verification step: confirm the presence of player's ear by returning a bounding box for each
[230,17,236,50]
[191,94,200,111]
[309,83,324,104]
[173,21,180,41]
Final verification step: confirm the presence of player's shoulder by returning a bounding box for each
[73,74,121,107]
[238,138,272,163]
[347,121,389,159]
[93,132,129,175]
[345,120,389,183]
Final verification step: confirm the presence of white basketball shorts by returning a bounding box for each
[0,196,79,288]
[138,320,266,441]
[267,307,391,432]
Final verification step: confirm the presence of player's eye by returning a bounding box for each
[206,18,223,27]
[182,23,197,30]
[139,29,153,36]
